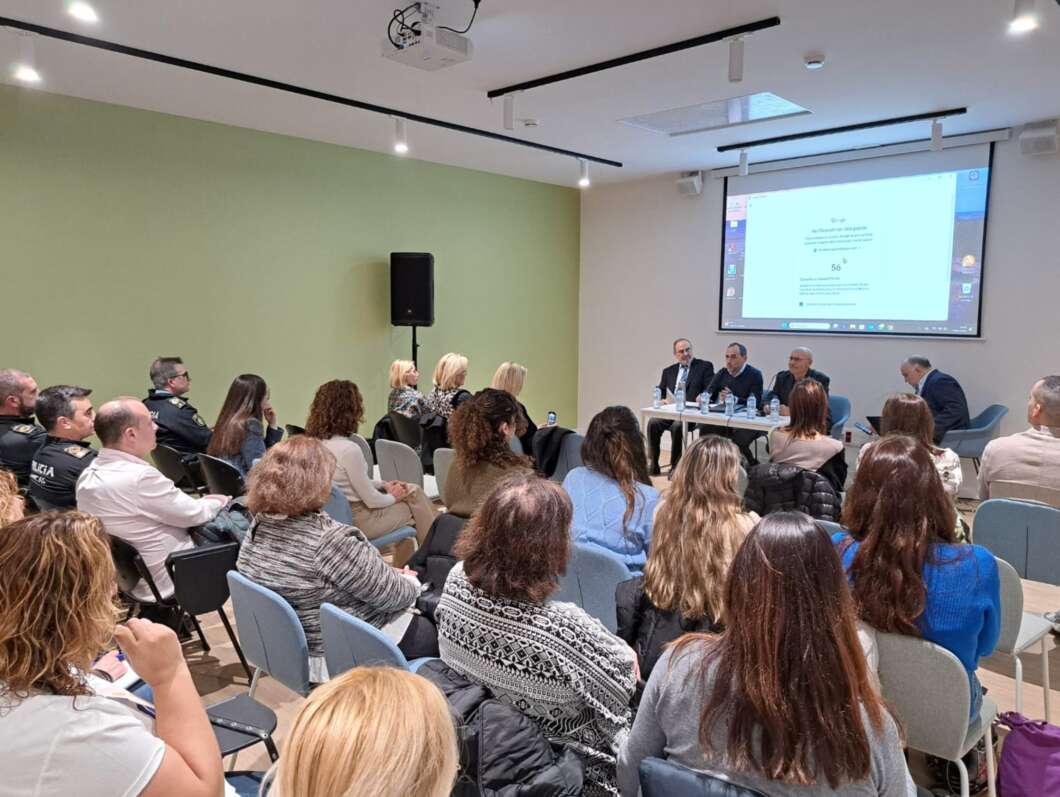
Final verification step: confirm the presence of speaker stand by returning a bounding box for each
[411,325,420,368]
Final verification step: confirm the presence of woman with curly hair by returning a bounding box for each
[0,468,24,525]
[562,406,659,572]
[0,512,224,797]
[616,435,757,681]
[306,380,436,546]
[444,388,532,518]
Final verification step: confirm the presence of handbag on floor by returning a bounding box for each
[995,711,1060,796]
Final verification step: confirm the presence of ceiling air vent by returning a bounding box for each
[620,92,809,137]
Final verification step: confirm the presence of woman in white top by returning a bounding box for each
[305,380,437,557]
[768,378,847,493]
[0,511,224,797]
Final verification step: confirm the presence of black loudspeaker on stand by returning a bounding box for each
[390,252,435,366]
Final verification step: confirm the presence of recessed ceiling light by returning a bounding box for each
[804,53,826,70]
[68,2,99,23]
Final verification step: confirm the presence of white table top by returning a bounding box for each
[640,404,791,432]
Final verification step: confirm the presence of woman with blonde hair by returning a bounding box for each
[616,435,758,681]
[268,667,458,797]
[388,360,426,419]
[490,361,539,457]
[0,468,24,524]
[425,352,471,419]
[0,512,224,797]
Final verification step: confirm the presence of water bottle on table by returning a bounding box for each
[770,397,780,422]
[652,386,661,409]
[675,386,686,412]
[746,394,757,420]
[724,393,735,417]
[699,393,708,415]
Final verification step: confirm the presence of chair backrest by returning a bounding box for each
[151,444,195,489]
[639,757,768,797]
[227,571,311,696]
[973,497,1060,584]
[322,483,354,525]
[285,423,305,437]
[350,434,374,477]
[993,557,1025,655]
[988,480,1060,509]
[109,534,165,603]
[827,394,852,441]
[433,448,455,504]
[941,404,1009,457]
[971,403,1010,431]
[550,433,584,482]
[197,453,246,497]
[553,542,632,633]
[875,630,973,761]
[165,542,240,615]
[388,411,423,449]
[319,603,409,677]
[510,435,524,455]
[376,439,424,487]
[814,519,844,537]
[736,465,748,498]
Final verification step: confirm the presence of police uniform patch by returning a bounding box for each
[13,424,35,434]
[64,445,90,458]
[193,414,206,426]
[168,397,185,408]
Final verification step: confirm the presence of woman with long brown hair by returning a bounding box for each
[616,435,757,681]
[768,378,847,491]
[838,435,1000,718]
[207,373,282,476]
[619,512,914,797]
[444,388,532,517]
[562,405,659,572]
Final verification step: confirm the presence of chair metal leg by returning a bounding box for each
[187,613,210,652]
[1015,653,1024,715]
[1043,636,1052,723]
[984,724,997,797]
[954,757,970,797]
[218,609,253,681]
[264,735,279,762]
[248,668,262,701]
[973,457,981,474]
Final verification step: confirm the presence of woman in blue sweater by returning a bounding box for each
[835,435,1000,718]
[562,406,660,571]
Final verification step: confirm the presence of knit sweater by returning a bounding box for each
[236,511,419,657]
[444,459,532,518]
[436,562,636,796]
[833,532,1000,713]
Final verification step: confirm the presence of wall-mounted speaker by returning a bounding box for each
[1019,120,1059,157]
[676,171,703,196]
[390,252,434,327]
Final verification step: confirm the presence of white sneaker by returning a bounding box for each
[1045,610,1060,634]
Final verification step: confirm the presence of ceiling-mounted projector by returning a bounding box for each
[382,24,473,70]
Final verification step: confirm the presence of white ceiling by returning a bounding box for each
[2,0,1059,186]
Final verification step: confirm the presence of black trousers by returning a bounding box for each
[647,418,688,469]
[397,614,439,659]
[710,427,765,465]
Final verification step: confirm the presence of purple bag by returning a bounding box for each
[996,711,1060,796]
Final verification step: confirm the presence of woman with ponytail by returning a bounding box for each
[444,388,533,517]
[562,406,660,572]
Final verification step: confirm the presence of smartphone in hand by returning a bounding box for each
[547,410,557,425]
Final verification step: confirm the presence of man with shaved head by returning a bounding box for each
[899,356,970,443]
[979,376,1060,501]
[77,398,229,602]
[0,369,45,487]
[764,347,831,416]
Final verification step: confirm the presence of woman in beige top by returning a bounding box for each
[768,378,847,492]
[304,380,437,562]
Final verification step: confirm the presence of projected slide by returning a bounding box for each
[720,165,990,337]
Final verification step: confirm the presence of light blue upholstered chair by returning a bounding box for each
[319,603,433,676]
[972,498,1060,585]
[553,542,633,633]
[939,404,1008,471]
[827,394,852,440]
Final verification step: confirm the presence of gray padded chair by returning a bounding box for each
[940,404,1008,472]
[350,434,375,478]
[433,447,455,505]
[827,394,852,441]
[994,557,1052,721]
[320,603,432,676]
[376,439,425,487]
[553,542,633,633]
[876,630,997,797]
[322,483,354,525]
[549,433,584,482]
[972,498,1060,585]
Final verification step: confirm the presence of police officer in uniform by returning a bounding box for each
[30,385,98,509]
[143,356,212,456]
[0,369,46,487]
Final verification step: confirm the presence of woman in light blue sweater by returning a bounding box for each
[562,406,659,571]
[835,435,1000,718]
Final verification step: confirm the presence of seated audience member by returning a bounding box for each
[237,437,436,682]
[444,388,533,518]
[206,373,283,476]
[387,359,427,419]
[306,379,436,547]
[0,511,224,797]
[0,368,45,488]
[563,405,659,572]
[617,436,757,682]
[266,667,458,797]
[618,512,910,797]
[490,361,539,457]
[768,378,847,492]
[436,474,636,796]
[899,356,970,443]
[143,356,212,457]
[764,346,831,414]
[706,343,765,463]
[424,352,472,420]
[979,374,1060,501]
[76,399,228,600]
[838,436,1000,717]
[646,338,714,475]
[0,468,25,525]
[30,385,97,509]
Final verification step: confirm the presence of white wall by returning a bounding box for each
[578,136,1060,445]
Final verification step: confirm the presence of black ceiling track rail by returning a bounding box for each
[717,107,968,152]
[0,15,623,168]
[486,16,781,99]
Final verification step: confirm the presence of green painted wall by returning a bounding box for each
[0,85,580,437]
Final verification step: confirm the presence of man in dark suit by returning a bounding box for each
[647,338,714,475]
[765,347,830,413]
[707,342,765,464]
[900,356,970,444]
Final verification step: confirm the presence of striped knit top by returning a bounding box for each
[236,511,419,657]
